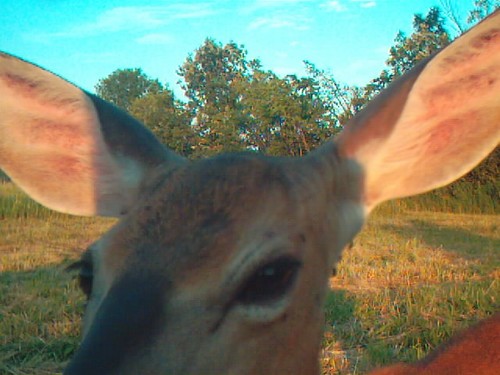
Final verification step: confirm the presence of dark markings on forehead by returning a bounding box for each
[65,269,170,375]
[130,153,293,270]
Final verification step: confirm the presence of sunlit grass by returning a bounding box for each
[321,209,499,374]
[0,183,115,375]
[1,182,498,374]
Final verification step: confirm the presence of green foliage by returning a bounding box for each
[178,39,334,157]
[129,89,196,157]
[178,39,251,113]
[388,8,450,77]
[364,7,450,99]
[305,61,364,128]
[178,39,251,156]
[236,71,333,156]
[95,68,163,111]
[90,3,497,203]
[95,68,196,157]
[467,0,500,24]
[0,168,9,182]
[382,180,499,215]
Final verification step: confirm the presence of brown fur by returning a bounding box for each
[67,152,335,374]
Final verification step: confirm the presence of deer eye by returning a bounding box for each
[236,256,302,305]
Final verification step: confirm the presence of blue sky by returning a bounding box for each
[1,0,474,98]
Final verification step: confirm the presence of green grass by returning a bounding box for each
[382,180,498,215]
[0,182,498,374]
[0,183,115,375]
[321,210,499,374]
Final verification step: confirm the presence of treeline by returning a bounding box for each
[94,4,498,213]
[96,7,459,158]
[2,4,497,212]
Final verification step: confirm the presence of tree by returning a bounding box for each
[364,7,450,100]
[178,39,253,156]
[390,8,450,76]
[235,69,333,157]
[95,68,163,112]
[467,0,499,25]
[441,0,499,35]
[129,89,196,157]
[305,61,365,129]
[178,39,250,113]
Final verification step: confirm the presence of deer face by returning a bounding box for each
[68,153,364,374]
[0,10,498,375]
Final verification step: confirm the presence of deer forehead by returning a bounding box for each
[93,153,334,288]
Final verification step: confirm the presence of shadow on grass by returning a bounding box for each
[322,288,405,372]
[323,288,366,351]
[0,262,84,374]
[324,288,356,325]
[379,219,498,261]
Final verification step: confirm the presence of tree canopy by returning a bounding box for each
[93,2,497,193]
[95,68,163,112]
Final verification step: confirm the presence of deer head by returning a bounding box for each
[0,11,498,375]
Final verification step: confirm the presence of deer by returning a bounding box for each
[0,10,499,375]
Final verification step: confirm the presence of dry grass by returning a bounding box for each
[321,210,499,374]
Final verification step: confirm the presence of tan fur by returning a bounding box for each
[79,154,339,374]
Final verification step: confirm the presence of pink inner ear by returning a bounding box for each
[15,117,90,150]
[470,25,500,49]
[0,52,188,217]
[425,118,463,155]
[0,60,108,215]
[334,12,500,211]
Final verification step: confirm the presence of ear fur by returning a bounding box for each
[0,52,186,217]
[333,11,500,210]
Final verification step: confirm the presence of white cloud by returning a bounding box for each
[321,1,347,12]
[350,0,377,8]
[70,52,116,64]
[249,14,310,30]
[243,0,312,12]
[273,66,297,76]
[321,0,376,12]
[172,3,219,19]
[49,3,218,38]
[135,33,174,45]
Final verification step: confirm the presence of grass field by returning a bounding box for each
[0,182,498,374]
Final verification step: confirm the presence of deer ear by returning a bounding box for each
[0,53,186,217]
[334,11,500,211]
